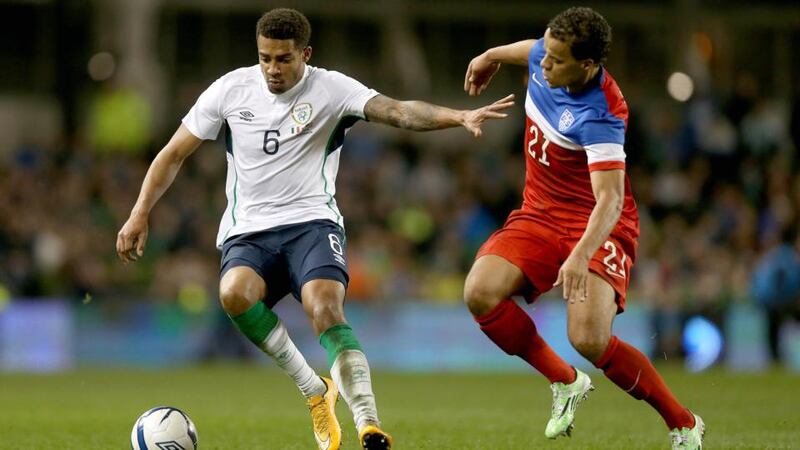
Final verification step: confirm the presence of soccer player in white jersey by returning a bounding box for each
[116,8,513,450]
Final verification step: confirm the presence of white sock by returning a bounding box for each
[331,349,379,430]
[261,321,326,398]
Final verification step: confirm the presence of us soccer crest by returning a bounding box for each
[558,109,575,132]
[291,103,313,125]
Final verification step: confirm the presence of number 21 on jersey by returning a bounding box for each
[527,122,550,167]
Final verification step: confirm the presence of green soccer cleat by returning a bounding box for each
[545,368,594,439]
[670,413,705,450]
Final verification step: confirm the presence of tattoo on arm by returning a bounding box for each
[364,95,461,131]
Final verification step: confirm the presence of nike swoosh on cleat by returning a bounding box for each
[559,396,574,417]
[314,433,331,450]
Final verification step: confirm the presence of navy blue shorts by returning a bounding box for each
[220,219,349,307]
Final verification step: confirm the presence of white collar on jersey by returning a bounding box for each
[260,64,311,102]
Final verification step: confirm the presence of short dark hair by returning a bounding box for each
[256,8,311,48]
[548,7,612,64]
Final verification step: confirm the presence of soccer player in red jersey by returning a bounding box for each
[462,7,704,449]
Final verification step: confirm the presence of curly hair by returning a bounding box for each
[256,8,312,48]
[548,7,612,64]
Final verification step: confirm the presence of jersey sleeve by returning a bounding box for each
[182,77,225,140]
[584,143,626,170]
[326,71,380,119]
[581,115,626,170]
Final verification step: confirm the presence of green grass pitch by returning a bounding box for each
[0,365,797,449]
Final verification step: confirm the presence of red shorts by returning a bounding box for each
[476,209,637,312]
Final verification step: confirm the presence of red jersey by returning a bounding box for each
[522,40,639,241]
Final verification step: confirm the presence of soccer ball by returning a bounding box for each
[130,406,198,450]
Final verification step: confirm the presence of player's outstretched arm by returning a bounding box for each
[464,39,536,96]
[364,94,515,138]
[116,124,203,263]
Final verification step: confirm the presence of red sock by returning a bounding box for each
[595,336,694,430]
[476,299,575,384]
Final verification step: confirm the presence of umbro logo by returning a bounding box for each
[239,110,255,122]
[155,441,186,450]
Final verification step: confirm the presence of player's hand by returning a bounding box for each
[464,53,501,96]
[553,253,590,303]
[116,213,149,263]
[462,94,515,137]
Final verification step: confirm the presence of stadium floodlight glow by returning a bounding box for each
[666,72,694,102]
[683,316,723,372]
[88,52,116,82]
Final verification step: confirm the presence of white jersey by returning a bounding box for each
[182,65,379,248]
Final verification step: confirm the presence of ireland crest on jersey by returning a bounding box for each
[558,109,575,132]
[291,103,313,125]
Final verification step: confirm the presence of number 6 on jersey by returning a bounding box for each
[263,129,280,155]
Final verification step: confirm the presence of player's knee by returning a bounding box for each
[301,280,346,333]
[308,296,342,318]
[463,282,501,317]
[219,283,259,316]
[307,298,344,330]
[568,331,609,363]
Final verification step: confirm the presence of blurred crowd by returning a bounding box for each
[1,71,800,359]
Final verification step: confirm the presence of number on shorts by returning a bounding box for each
[602,240,627,279]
